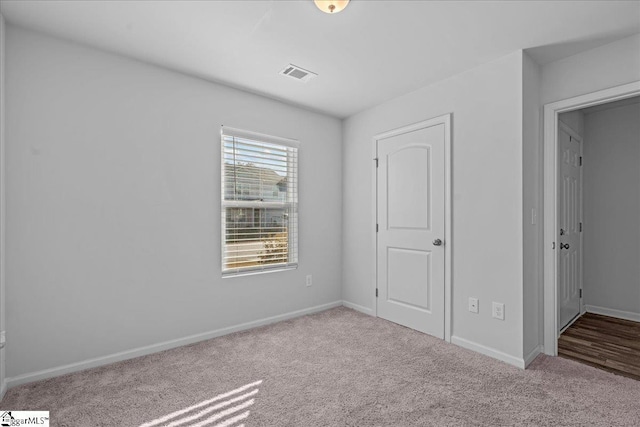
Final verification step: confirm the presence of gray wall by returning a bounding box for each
[522,52,542,361]
[5,25,343,379]
[0,13,6,397]
[541,34,640,105]
[583,102,640,317]
[343,51,525,364]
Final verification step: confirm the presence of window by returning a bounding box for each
[221,126,299,276]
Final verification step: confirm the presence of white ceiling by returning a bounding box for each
[1,1,639,118]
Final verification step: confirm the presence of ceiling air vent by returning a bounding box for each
[279,64,317,83]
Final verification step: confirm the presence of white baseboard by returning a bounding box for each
[6,300,343,390]
[342,300,374,316]
[451,336,525,369]
[524,345,543,368]
[585,305,640,322]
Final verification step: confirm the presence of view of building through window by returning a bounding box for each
[221,129,298,275]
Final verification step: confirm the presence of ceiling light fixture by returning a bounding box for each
[314,0,350,14]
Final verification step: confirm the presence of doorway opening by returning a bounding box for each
[543,82,640,378]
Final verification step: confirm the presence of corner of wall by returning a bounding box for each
[342,300,374,316]
[522,50,543,358]
[0,12,7,400]
[339,118,347,303]
[4,24,344,384]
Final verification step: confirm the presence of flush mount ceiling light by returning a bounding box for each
[314,0,350,14]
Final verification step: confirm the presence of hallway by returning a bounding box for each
[559,313,640,380]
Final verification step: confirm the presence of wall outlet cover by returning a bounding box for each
[492,302,505,320]
[468,297,479,314]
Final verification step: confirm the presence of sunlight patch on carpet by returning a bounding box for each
[138,380,262,427]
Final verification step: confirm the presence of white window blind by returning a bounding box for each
[221,126,299,276]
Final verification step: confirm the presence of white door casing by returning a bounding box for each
[557,123,582,331]
[375,116,449,339]
[543,81,640,356]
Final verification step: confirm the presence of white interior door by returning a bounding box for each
[376,120,446,338]
[558,124,582,331]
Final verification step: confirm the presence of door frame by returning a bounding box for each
[543,81,640,356]
[372,113,452,342]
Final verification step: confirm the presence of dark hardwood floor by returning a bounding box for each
[558,312,640,380]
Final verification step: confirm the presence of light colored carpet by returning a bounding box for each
[2,307,639,426]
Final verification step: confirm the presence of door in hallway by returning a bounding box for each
[558,124,582,331]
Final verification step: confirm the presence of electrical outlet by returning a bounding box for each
[492,302,505,320]
[468,297,479,314]
[306,275,312,287]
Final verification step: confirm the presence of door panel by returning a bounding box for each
[388,147,431,230]
[558,126,582,331]
[387,248,431,311]
[377,122,445,338]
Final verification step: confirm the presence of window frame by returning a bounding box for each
[220,126,299,278]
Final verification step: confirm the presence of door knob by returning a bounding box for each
[433,239,443,246]
[560,243,570,250]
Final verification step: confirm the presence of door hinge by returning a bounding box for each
[376,288,378,298]
[374,158,378,168]
[569,136,572,142]
[580,222,583,232]
[579,156,583,166]
[580,289,582,298]
[376,224,379,232]
[552,242,556,249]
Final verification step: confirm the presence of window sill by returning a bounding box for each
[222,265,298,279]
